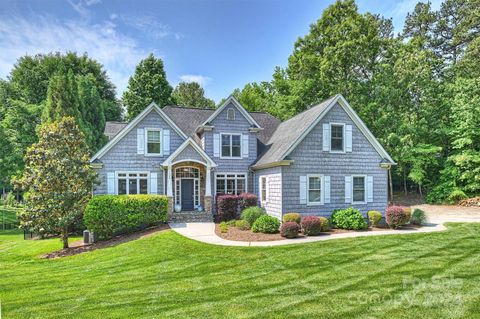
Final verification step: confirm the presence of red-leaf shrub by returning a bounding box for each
[238,193,258,212]
[301,216,323,236]
[385,206,409,229]
[280,221,300,238]
[216,195,240,221]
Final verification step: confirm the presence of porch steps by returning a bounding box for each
[169,211,214,223]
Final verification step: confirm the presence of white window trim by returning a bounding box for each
[145,128,162,156]
[220,133,242,159]
[116,171,150,195]
[307,174,324,206]
[352,174,367,204]
[330,122,346,153]
[260,176,267,205]
[214,172,248,196]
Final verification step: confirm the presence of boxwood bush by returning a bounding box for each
[241,206,265,225]
[84,195,168,240]
[411,208,426,225]
[367,210,382,227]
[251,215,280,233]
[331,207,368,230]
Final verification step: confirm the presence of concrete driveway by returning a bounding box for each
[413,204,480,224]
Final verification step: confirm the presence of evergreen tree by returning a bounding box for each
[123,54,173,120]
[172,82,215,108]
[401,2,437,48]
[43,69,82,122]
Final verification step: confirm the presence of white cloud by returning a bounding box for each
[114,14,173,40]
[178,74,212,87]
[68,0,102,19]
[0,15,150,95]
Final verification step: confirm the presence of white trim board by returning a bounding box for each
[162,138,217,167]
[91,102,188,162]
[201,95,261,128]
[281,94,395,164]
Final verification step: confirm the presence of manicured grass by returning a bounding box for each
[1,223,480,318]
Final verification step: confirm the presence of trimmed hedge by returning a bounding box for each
[84,195,168,240]
[252,215,280,233]
[283,213,301,224]
[331,207,368,230]
[217,193,258,221]
[385,206,409,229]
[217,195,240,221]
[280,221,300,238]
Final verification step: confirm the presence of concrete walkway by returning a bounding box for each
[169,222,447,247]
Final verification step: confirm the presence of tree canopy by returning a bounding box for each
[122,54,173,119]
[172,82,215,108]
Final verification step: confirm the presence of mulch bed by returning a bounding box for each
[459,197,480,207]
[41,224,170,259]
[215,223,420,242]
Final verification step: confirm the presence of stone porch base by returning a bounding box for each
[169,211,214,223]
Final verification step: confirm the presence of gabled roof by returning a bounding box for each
[200,95,261,128]
[162,138,217,167]
[253,94,395,168]
[163,106,213,137]
[91,102,188,162]
[104,121,128,140]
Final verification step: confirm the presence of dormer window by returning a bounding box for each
[227,108,235,120]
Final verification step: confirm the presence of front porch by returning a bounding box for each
[162,138,216,220]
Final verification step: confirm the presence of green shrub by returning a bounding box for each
[226,219,236,226]
[367,210,382,227]
[219,221,229,233]
[251,215,280,233]
[283,213,301,224]
[84,195,168,240]
[447,189,468,204]
[241,207,265,225]
[331,207,368,230]
[234,219,250,230]
[411,208,427,225]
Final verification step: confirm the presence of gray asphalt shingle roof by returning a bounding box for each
[104,121,128,140]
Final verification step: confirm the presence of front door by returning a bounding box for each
[181,179,194,211]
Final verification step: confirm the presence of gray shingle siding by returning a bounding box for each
[281,102,388,216]
[255,167,282,219]
[204,102,258,193]
[93,110,185,195]
[172,144,207,164]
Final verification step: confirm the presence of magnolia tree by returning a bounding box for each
[15,117,97,248]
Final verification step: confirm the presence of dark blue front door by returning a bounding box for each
[181,179,194,211]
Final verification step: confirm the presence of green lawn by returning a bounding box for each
[0,207,19,228]
[1,224,479,318]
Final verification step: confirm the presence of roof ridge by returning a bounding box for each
[164,105,216,111]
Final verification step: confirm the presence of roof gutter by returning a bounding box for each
[251,160,294,170]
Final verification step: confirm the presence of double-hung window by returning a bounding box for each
[330,124,344,152]
[146,129,161,155]
[352,176,366,203]
[221,133,241,158]
[117,172,148,195]
[216,173,246,195]
[307,175,322,205]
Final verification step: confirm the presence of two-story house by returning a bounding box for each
[90,94,395,221]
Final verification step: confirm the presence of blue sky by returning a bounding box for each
[0,0,442,103]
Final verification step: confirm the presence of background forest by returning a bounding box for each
[0,0,478,203]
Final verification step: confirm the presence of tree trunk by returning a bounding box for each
[389,168,394,204]
[419,184,423,197]
[62,228,69,249]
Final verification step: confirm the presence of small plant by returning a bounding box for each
[385,206,409,229]
[219,221,229,233]
[411,208,427,225]
[300,216,323,236]
[403,207,412,221]
[235,219,250,230]
[280,221,300,238]
[367,210,382,227]
[226,219,236,226]
[283,213,301,224]
[331,207,368,230]
[241,207,265,225]
[251,215,280,233]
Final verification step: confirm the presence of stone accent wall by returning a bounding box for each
[204,196,212,214]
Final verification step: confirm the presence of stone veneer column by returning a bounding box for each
[204,196,212,214]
